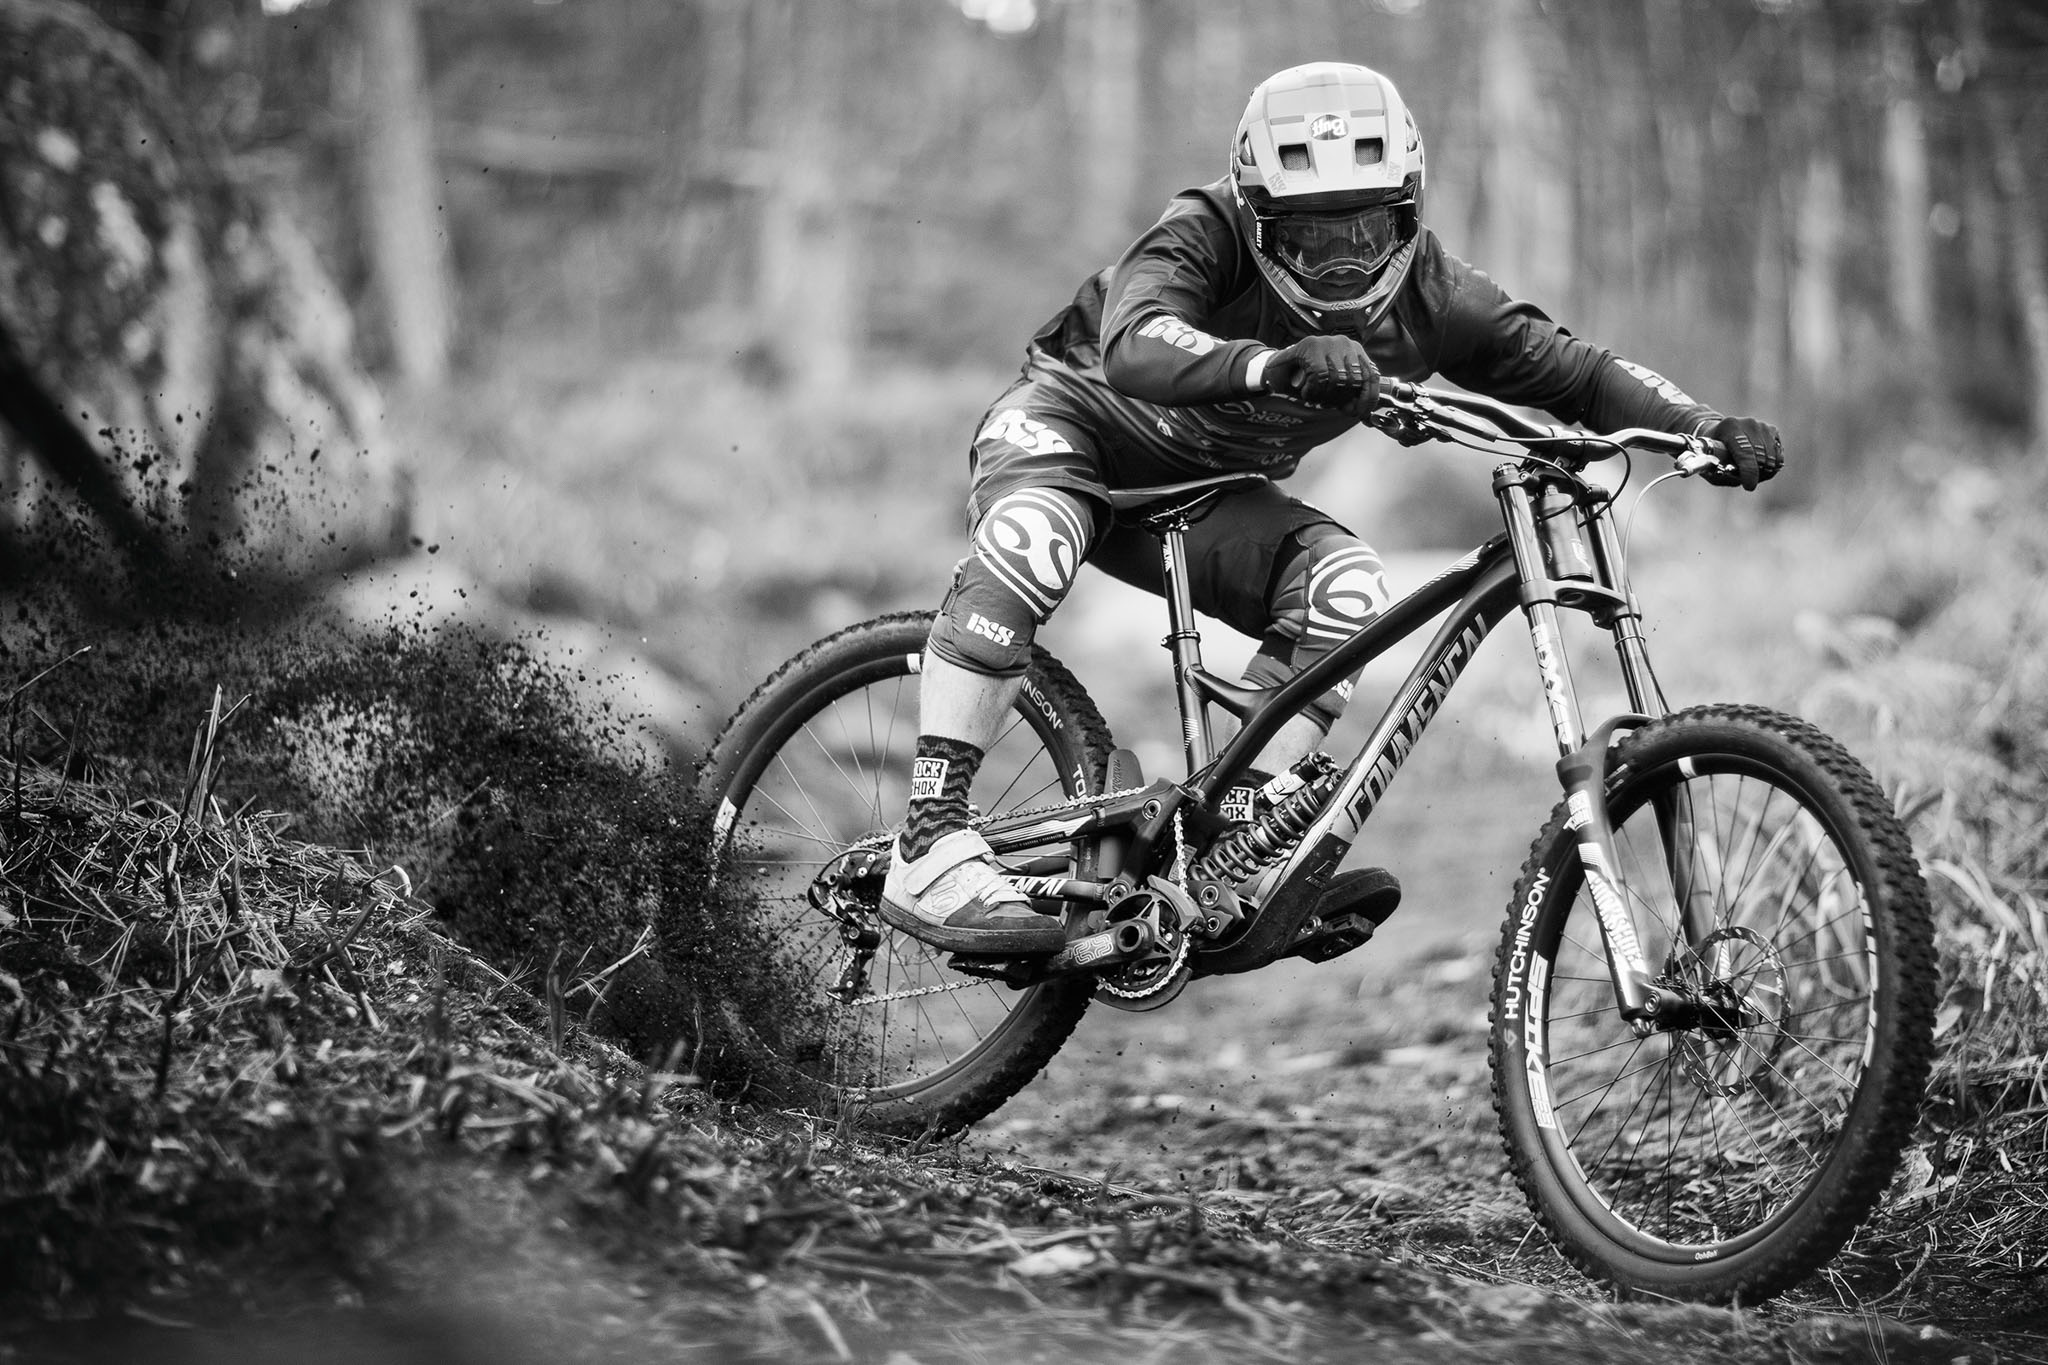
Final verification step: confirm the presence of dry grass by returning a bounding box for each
[0,681,2018,1364]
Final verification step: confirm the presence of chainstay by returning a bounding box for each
[840,783,1157,856]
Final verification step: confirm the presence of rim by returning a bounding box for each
[717,655,1084,1101]
[1530,754,1881,1260]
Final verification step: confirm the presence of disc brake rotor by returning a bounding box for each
[1671,925,1791,1097]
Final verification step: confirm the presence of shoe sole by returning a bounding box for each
[876,896,1065,956]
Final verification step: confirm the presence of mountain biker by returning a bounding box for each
[882,60,1784,956]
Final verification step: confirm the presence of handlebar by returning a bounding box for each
[1370,378,1728,478]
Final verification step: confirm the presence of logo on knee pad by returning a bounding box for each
[974,489,1086,617]
[966,612,1016,648]
[1305,548,1393,642]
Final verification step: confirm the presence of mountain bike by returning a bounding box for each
[689,379,1935,1303]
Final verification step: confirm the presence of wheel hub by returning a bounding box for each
[1663,926,1791,1097]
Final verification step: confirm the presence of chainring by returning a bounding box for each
[1095,921,1192,1012]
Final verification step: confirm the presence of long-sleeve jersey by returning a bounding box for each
[1019,178,1716,485]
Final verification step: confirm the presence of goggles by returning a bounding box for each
[1261,202,1409,281]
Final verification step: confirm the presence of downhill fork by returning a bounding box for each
[1495,466,1698,1024]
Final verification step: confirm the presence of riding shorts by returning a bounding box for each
[928,377,1386,728]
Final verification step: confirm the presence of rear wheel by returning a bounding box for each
[1490,705,1935,1302]
[690,612,1112,1135]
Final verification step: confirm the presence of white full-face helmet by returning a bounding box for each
[1231,62,1426,325]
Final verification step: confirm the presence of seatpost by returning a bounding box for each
[1158,523,1214,772]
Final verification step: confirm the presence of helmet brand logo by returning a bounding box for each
[1309,114,1348,140]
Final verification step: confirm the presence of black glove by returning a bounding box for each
[1699,416,1785,492]
[1263,336,1378,409]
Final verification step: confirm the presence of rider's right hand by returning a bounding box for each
[1696,416,1785,492]
[1263,336,1378,409]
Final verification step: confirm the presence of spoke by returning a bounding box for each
[1778,993,1873,1028]
[1767,896,1861,959]
[1557,1043,1664,1114]
[767,747,840,848]
[1724,1034,1844,1135]
[1761,821,1834,947]
[1551,1034,1656,1066]
[1580,1043,1676,1178]
[1722,781,1784,921]
[805,714,886,827]
[735,807,848,855]
[1613,1051,1677,1194]
[1772,1024,1865,1093]
[1550,1004,1632,1024]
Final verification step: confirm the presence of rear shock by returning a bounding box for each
[1193,756,1341,882]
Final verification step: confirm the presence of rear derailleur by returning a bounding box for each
[807,844,887,1002]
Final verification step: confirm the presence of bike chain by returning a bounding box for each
[1096,807,1195,1002]
[846,977,987,1007]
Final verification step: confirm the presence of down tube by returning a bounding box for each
[1270,556,1523,893]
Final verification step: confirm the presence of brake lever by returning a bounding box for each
[1368,407,1436,447]
[1673,441,1726,478]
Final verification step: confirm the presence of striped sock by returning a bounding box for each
[901,735,984,861]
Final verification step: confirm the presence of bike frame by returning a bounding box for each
[977,441,1685,1018]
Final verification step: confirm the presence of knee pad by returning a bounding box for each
[1268,528,1392,646]
[927,488,1095,677]
[1255,527,1387,729]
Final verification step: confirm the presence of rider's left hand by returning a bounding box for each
[1699,416,1785,492]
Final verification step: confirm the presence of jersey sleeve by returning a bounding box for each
[1098,199,1270,406]
[1426,255,1717,435]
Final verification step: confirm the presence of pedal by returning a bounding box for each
[1289,867,1402,964]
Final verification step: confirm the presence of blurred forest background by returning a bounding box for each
[2,0,2043,919]
[4,0,2046,668]
[4,2,2047,1336]
[6,0,2047,944]
[7,0,2042,694]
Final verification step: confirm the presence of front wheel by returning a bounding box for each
[1489,704,1935,1303]
[687,611,1112,1136]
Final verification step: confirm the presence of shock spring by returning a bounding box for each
[1192,769,1338,883]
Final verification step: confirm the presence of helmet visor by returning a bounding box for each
[1266,203,1406,281]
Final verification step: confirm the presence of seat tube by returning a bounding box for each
[1158,525,1213,772]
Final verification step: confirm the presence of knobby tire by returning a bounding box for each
[690,611,1113,1137]
[1488,704,1935,1302]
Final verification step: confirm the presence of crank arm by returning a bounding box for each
[948,916,1159,987]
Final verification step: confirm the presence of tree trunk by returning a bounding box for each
[1790,153,1845,394]
[1963,0,2048,453]
[749,0,860,392]
[1881,4,1934,376]
[348,0,452,390]
[1787,15,1843,401]
[673,0,753,310]
[1641,0,1701,325]
[0,0,406,591]
[1069,0,1142,263]
[1746,175,1789,413]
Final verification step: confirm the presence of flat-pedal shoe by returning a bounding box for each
[1289,867,1402,963]
[877,829,1064,955]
